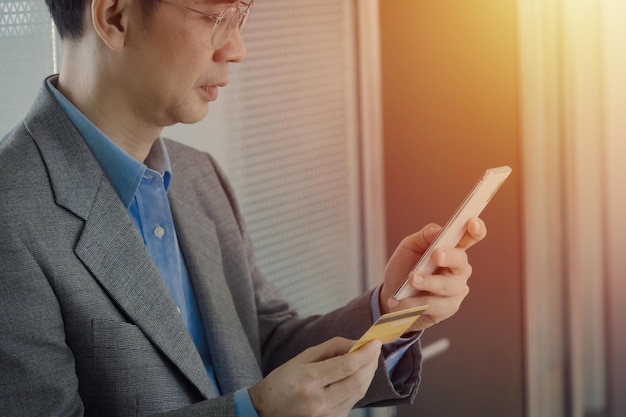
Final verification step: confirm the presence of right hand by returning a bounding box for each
[248,337,382,417]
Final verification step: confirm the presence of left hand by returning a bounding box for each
[379,218,487,332]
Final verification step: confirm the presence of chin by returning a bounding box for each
[174,105,210,125]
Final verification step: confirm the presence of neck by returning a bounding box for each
[57,49,161,163]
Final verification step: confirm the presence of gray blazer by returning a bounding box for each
[0,79,422,416]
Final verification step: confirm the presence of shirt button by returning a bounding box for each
[153,225,165,239]
[176,306,181,315]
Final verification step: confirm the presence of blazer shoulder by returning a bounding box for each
[0,121,46,190]
[165,138,217,169]
[163,138,248,236]
[163,138,232,190]
[0,122,63,239]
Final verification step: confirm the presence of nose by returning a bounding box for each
[214,29,246,63]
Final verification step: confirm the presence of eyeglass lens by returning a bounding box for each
[212,4,250,49]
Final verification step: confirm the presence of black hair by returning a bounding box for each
[45,0,161,41]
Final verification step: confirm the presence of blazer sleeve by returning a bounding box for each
[204,152,423,407]
[0,232,86,416]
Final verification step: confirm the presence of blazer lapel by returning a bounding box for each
[25,79,216,400]
[169,190,263,394]
[74,182,217,400]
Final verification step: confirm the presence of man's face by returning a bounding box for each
[115,0,247,128]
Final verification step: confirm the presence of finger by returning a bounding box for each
[389,224,442,270]
[417,295,465,326]
[315,339,381,388]
[323,345,380,409]
[295,337,354,364]
[383,224,443,300]
[402,223,442,254]
[409,273,471,300]
[325,361,379,413]
[430,247,470,274]
[456,218,487,250]
[389,292,464,332]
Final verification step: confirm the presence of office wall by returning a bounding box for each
[0,2,57,131]
[518,1,626,415]
[603,3,626,415]
[379,1,524,416]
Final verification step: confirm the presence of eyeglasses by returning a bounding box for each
[161,0,254,49]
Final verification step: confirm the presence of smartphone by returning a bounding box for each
[393,165,512,300]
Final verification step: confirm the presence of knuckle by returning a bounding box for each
[353,378,365,396]
[343,378,366,403]
[302,362,316,377]
[440,278,451,294]
[400,235,414,247]
[341,357,358,375]
[353,366,377,398]
[328,336,349,349]
[298,379,317,398]
[425,314,441,326]
[435,248,448,265]
[460,251,469,266]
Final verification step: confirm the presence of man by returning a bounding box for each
[0,0,486,416]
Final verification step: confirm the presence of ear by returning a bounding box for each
[91,0,130,50]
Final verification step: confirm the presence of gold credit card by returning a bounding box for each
[349,304,429,353]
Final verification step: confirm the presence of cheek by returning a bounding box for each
[160,37,205,76]
[133,26,211,92]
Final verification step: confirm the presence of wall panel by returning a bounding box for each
[379,1,524,416]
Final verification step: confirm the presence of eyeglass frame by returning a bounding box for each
[160,0,254,49]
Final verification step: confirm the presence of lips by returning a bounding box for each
[198,81,227,101]
[199,85,219,101]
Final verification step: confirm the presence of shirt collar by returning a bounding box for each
[145,136,172,191]
[46,77,172,208]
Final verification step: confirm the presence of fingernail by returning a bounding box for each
[439,250,447,263]
[413,274,424,285]
[473,219,480,231]
[388,297,400,308]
